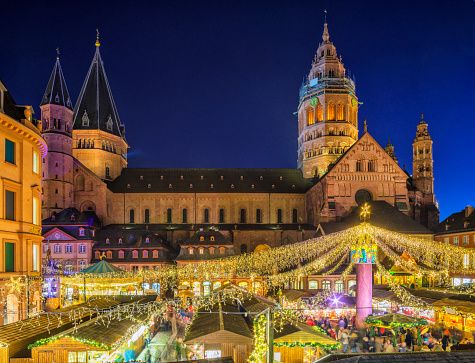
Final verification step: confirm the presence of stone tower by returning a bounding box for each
[297,22,359,178]
[40,52,74,218]
[72,34,128,181]
[412,114,434,201]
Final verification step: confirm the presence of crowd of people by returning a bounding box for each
[304,313,474,354]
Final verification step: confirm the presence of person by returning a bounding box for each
[368,337,376,352]
[344,316,349,329]
[405,330,413,350]
[362,336,370,352]
[383,339,395,353]
[338,317,346,330]
[442,331,450,351]
[398,342,407,352]
[339,329,350,353]
[350,340,360,353]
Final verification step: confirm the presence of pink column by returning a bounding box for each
[355,263,373,329]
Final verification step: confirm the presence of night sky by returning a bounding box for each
[2,0,475,219]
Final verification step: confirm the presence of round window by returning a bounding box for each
[355,189,372,205]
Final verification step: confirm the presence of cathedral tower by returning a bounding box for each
[72,34,128,180]
[297,22,359,178]
[40,52,74,218]
[412,114,434,201]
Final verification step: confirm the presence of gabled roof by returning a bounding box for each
[0,80,27,121]
[107,168,314,193]
[321,131,409,180]
[40,55,73,109]
[435,206,475,234]
[72,42,125,138]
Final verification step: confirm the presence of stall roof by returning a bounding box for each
[274,322,338,346]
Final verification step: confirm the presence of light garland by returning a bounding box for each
[248,314,267,363]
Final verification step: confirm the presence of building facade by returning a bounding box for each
[0,81,45,325]
[39,23,439,277]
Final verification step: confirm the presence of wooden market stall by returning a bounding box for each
[184,303,253,363]
[273,322,340,363]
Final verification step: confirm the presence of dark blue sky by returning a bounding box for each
[2,0,475,219]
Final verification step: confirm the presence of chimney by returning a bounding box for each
[465,205,474,218]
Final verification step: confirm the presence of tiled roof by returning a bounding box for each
[320,201,432,235]
[43,208,101,226]
[1,80,27,121]
[435,206,475,234]
[181,229,231,245]
[107,168,314,193]
[73,44,125,138]
[40,56,73,109]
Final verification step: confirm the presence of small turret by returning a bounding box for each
[384,139,398,163]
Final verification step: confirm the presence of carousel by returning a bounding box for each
[60,259,142,306]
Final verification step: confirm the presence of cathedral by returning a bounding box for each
[40,23,439,274]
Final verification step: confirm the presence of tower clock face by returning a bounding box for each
[310,97,318,107]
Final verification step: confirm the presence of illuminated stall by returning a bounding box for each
[60,259,142,306]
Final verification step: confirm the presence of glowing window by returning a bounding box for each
[322,280,331,290]
[309,280,318,289]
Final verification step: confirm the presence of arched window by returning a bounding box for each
[240,244,248,254]
[188,247,194,255]
[76,175,85,191]
[209,247,215,255]
[356,160,363,172]
[118,238,123,244]
[337,104,344,120]
[292,209,298,223]
[106,250,113,259]
[306,108,315,126]
[308,280,318,289]
[204,208,210,223]
[145,237,150,243]
[327,103,336,121]
[316,103,323,121]
[132,250,138,258]
[199,247,204,255]
[240,209,246,223]
[144,209,150,224]
[129,209,135,224]
[118,250,125,259]
[105,166,111,179]
[322,280,331,290]
[142,250,149,258]
[152,250,159,258]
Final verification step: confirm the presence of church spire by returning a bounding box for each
[72,33,125,138]
[322,22,330,42]
[40,50,73,110]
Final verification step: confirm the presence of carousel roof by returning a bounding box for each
[274,322,339,348]
[80,259,123,274]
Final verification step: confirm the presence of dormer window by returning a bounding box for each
[279,176,283,180]
[231,184,235,189]
[160,175,164,180]
[210,236,215,242]
[200,175,204,180]
[272,184,275,189]
[118,238,123,244]
[70,214,76,222]
[464,221,470,229]
[190,184,193,189]
[199,236,205,242]
[220,176,224,181]
[82,110,90,127]
[140,175,144,180]
[148,184,151,188]
[210,184,214,189]
[145,237,150,243]
[106,115,113,131]
[127,184,131,189]
[169,184,173,189]
[105,238,110,244]
[240,176,244,180]
[251,184,255,189]
[260,176,263,180]
[180,175,184,180]
[78,228,85,237]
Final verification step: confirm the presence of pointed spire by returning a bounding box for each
[95,28,101,47]
[72,32,125,138]
[322,22,330,42]
[419,112,426,124]
[363,120,368,133]
[40,50,73,110]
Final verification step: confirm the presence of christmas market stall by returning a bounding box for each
[60,259,142,306]
[273,322,340,363]
[184,303,254,363]
[0,296,154,362]
[29,301,160,363]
